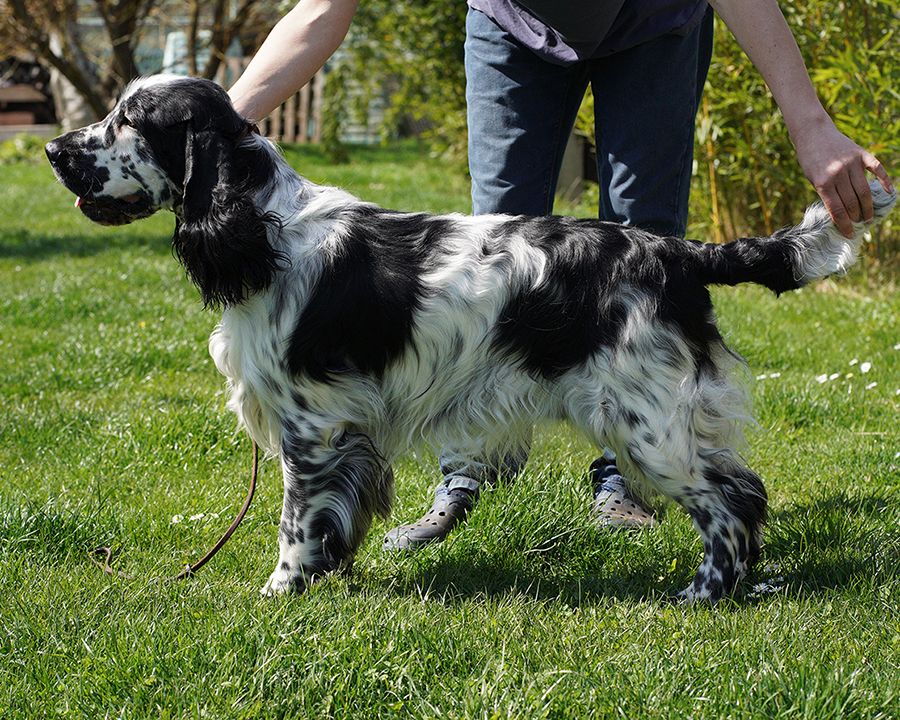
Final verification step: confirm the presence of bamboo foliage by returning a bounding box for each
[691,1,898,254]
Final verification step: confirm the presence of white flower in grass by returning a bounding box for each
[860,361,872,373]
[816,374,829,384]
[894,343,900,351]
[769,372,781,378]
[189,513,205,521]
[865,382,878,390]
[829,373,840,381]
[749,576,785,598]
[171,514,184,525]
[849,358,859,366]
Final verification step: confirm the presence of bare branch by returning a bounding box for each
[187,0,200,76]
[6,0,108,116]
[202,0,258,80]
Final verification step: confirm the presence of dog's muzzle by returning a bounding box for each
[45,139,156,226]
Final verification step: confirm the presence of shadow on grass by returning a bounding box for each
[373,512,698,606]
[759,490,898,598]
[771,491,891,520]
[0,498,117,562]
[0,226,173,261]
[376,552,676,606]
[375,490,898,607]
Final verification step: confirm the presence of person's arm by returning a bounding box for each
[229,0,360,122]
[709,0,893,238]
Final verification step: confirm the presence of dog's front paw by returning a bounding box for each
[260,564,308,596]
[676,585,718,604]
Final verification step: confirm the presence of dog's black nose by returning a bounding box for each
[45,140,67,166]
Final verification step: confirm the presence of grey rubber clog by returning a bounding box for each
[589,454,657,528]
[382,488,474,550]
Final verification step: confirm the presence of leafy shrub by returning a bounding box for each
[690,0,898,257]
[0,133,50,166]
[327,0,468,160]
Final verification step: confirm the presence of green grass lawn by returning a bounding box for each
[1,142,898,719]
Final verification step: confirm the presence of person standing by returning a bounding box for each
[229,0,892,549]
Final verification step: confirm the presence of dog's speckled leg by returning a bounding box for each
[262,418,393,596]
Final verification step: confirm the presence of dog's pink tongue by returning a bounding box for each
[75,196,82,208]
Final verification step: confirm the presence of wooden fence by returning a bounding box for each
[216,57,325,144]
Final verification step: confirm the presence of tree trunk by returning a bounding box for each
[96,0,141,98]
[49,29,99,128]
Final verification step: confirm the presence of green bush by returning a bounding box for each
[690,0,898,256]
[0,133,50,166]
[325,0,468,160]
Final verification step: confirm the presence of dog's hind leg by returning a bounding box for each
[677,462,766,602]
[608,417,767,602]
[572,355,767,602]
[628,446,766,598]
[261,418,393,595]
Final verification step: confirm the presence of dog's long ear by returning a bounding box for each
[173,124,284,308]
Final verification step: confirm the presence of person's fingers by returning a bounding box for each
[834,173,861,223]
[817,183,854,238]
[833,172,861,227]
[862,151,893,194]
[849,162,873,222]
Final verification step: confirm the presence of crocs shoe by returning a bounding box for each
[589,455,657,529]
[382,488,474,551]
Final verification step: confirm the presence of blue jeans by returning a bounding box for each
[439,8,714,494]
[466,6,713,235]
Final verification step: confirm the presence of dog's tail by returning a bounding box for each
[692,179,896,293]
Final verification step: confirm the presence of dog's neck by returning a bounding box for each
[245,135,311,216]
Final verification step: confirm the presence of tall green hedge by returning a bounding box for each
[688,0,897,255]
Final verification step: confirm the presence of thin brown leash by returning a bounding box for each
[89,440,259,582]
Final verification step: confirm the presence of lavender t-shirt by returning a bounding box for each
[467,0,709,65]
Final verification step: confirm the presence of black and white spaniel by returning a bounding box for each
[45,75,895,601]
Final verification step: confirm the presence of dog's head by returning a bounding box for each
[46,75,285,307]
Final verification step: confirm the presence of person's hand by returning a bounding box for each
[790,115,893,238]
